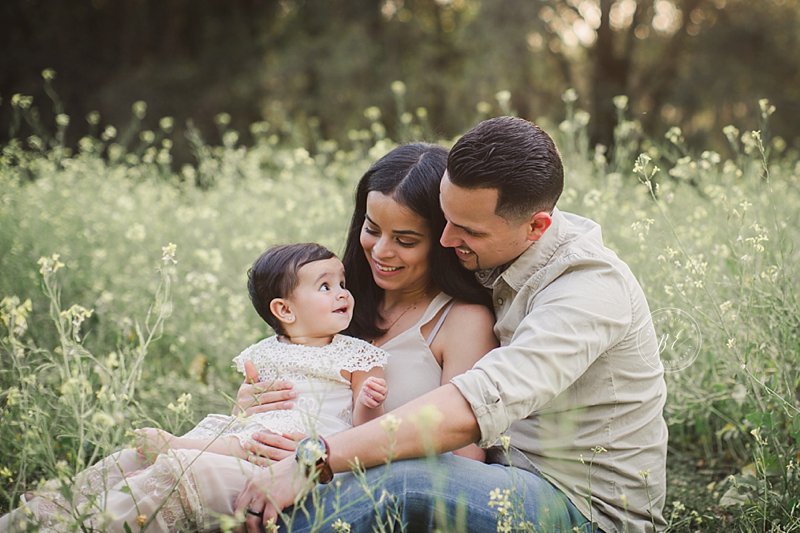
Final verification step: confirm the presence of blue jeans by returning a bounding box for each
[277,454,595,532]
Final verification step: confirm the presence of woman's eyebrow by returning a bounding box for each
[393,229,425,237]
[364,214,424,237]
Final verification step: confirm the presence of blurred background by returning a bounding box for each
[2,2,800,526]
[3,0,799,156]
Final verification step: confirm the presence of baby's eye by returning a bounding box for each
[319,282,330,291]
[339,281,347,289]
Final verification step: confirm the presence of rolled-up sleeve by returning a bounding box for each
[451,260,633,447]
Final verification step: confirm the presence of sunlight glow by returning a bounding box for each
[610,0,637,30]
[653,0,682,34]
[576,0,601,29]
[574,18,597,46]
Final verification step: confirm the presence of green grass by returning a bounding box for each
[1,91,798,531]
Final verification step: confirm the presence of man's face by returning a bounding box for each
[439,172,535,271]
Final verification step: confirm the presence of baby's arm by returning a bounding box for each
[135,428,248,460]
[350,367,387,426]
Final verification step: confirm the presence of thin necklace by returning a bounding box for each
[383,300,418,333]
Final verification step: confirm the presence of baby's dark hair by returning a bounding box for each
[247,243,335,334]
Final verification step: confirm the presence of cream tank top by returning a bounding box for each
[378,292,455,412]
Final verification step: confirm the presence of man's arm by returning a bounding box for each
[235,383,479,531]
[332,383,478,467]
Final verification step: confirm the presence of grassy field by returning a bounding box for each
[1,92,798,531]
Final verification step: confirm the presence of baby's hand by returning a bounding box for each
[134,428,175,462]
[358,377,387,409]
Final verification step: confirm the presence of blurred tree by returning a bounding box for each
[529,0,710,148]
[528,0,800,150]
[1,0,798,156]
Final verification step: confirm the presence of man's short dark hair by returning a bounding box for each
[247,243,335,334]
[447,116,564,220]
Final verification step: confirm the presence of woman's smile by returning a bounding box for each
[360,192,433,294]
[371,258,404,275]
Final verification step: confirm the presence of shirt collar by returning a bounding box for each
[476,208,566,292]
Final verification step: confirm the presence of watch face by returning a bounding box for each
[296,437,327,466]
[295,436,334,484]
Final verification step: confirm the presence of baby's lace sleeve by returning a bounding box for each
[338,335,388,373]
[231,342,258,376]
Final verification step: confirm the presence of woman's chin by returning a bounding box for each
[372,276,396,291]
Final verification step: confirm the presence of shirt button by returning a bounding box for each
[497,297,504,305]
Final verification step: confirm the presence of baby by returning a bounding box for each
[135,242,389,460]
[0,243,389,532]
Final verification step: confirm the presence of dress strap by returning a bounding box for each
[425,301,455,346]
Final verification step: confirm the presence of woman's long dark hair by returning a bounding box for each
[342,143,492,341]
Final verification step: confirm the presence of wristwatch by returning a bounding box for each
[295,436,334,484]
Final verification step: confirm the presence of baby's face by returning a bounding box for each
[285,257,354,337]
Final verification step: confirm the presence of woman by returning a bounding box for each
[239,143,495,463]
[2,144,496,532]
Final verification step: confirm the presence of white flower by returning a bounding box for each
[562,88,578,103]
[495,90,511,105]
[391,81,406,96]
[161,243,178,265]
[132,100,148,119]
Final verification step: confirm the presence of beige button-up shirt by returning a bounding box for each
[451,208,668,532]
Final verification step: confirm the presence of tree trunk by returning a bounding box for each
[590,0,638,149]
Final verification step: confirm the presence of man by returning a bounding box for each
[236,116,668,532]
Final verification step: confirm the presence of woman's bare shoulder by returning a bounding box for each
[446,300,495,325]
[438,300,496,342]
[434,299,498,371]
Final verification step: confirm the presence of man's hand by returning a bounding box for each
[357,376,387,409]
[234,457,312,532]
[233,360,296,416]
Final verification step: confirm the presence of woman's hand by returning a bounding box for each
[244,431,305,466]
[233,360,296,417]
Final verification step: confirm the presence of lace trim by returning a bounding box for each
[232,334,387,384]
[23,449,208,531]
[183,412,308,447]
[145,450,205,530]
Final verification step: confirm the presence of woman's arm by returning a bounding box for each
[232,359,306,464]
[430,301,498,461]
[242,366,389,465]
[350,367,387,426]
[233,360,297,416]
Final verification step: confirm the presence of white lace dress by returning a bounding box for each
[184,334,387,444]
[14,335,386,532]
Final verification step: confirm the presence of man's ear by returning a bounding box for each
[269,298,295,325]
[526,211,552,242]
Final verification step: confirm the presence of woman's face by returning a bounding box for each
[360,191,433,295]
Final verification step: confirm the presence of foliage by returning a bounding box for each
[1,93,799,530]
[3,0,800,159]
